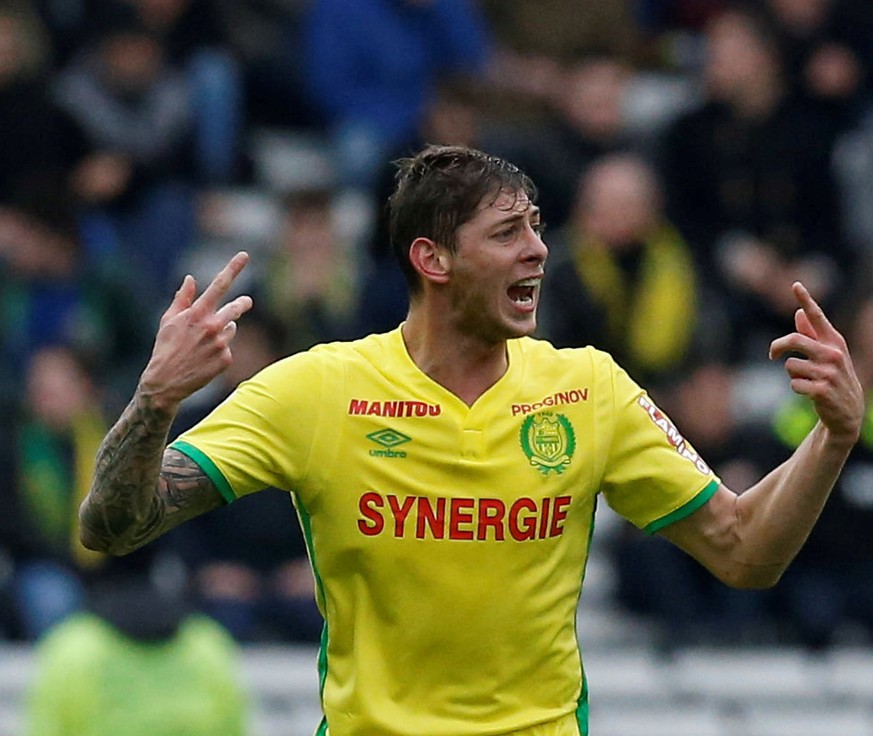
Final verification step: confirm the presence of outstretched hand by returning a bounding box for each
[769,282,863,446]
[138,252,254,412]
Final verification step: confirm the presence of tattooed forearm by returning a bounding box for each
[79,392,223,555]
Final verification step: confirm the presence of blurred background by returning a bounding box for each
[1,0,873,734]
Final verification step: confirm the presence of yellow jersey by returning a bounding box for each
[171,327,719,736]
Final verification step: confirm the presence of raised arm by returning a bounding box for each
[79,253,253,555]
[659,282,864,588]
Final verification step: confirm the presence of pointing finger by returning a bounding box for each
[162,274,196,324]
[793,281,835,340]
[794,308,816,340]
[194,251,250,313]
[215,294,254,325]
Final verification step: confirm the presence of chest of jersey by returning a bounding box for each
[295,369,602,602]
[333,391,594,539]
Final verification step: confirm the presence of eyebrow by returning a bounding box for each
[491,206,541,227]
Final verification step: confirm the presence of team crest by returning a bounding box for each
[519,412,576,475]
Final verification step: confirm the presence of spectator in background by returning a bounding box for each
[26,570,246,736]
[257,188,357,354]
[214,0,320,130]
[632,0,728,70]
[763,0,870,129]
[0,189,152,414]
[541,153,699,390]
[32,0,100,70]
[0,3,88,205]
[0,345,106,640]
[489,55,635,230]
[481,0,638,63]
[171,486,322,644]
[52,1,198,303]
[301,0,492,193]
[833,104,873,262]
[130,0,245,185]
[479,0,640,125]
[660,5,853,363]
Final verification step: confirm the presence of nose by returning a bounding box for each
[523,226,548,265]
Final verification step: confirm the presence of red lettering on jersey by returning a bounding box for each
[511,389,589,415]
[449,498,475,540]
[358,492,385,535]
[415,497,446,539]
[477,498,506,541]
[358,493,572,541]
[348,399,442,417]
[539,497,552,538]
[509,498,537,541]
[387,494,415,537]
[550,496,571,537]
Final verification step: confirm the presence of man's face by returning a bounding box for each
[705,14,776,98]
[444,189,547,342]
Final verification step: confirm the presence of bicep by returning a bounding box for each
[656,483,787,588]
[159,447,227,527]
[655,484,742,581]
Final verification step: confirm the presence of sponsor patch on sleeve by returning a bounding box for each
[637,395,712,475]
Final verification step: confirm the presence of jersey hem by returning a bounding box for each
[170,440,236,504]
[643,478,719,535]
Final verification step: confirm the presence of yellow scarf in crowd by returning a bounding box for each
[19,412,106,569]
[572,223,697,375]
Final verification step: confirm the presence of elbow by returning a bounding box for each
[78,503,133,556]
[78,519,114,555]
[78,503,107,553]
[79,527,136,557]
[715,561,785,590]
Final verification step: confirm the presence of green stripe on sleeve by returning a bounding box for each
[170,440,237,504]
[643,479,719,535]
[575,677,589,735]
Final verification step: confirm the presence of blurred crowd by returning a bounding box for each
[0,0,872,654]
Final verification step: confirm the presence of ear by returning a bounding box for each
[409,237,451,286]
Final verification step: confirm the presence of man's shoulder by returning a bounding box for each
[515,336,621,380]
[269,329,400,368]
[517,336,613,363]
[36,613,113,656]
[305,329,403,368]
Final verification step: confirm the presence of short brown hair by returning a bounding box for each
[388,145,537,296]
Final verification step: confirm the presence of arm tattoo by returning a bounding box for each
[79,394,224,555]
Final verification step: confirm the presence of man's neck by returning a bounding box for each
[730,77,782,121]
[401,312,509,407]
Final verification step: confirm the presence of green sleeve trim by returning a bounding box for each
[643,479,719,535]
[170,441,236,504]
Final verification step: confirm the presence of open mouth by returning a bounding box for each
[507,278,539,306]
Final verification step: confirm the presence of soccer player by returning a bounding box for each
[80,145,863,736]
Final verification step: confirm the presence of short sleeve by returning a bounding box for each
[170,351,326,501]
[600,359,720,533]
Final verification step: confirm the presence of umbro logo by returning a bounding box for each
[367,428,411,458]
